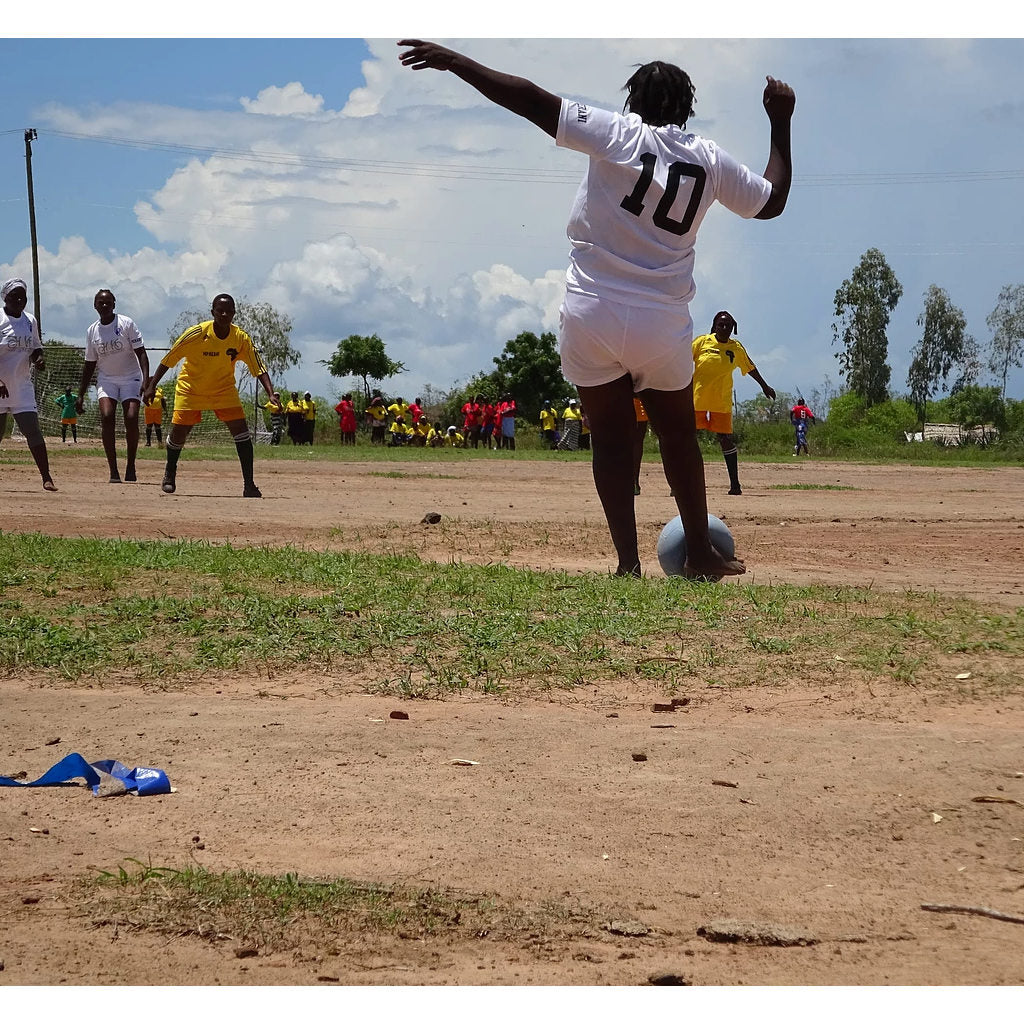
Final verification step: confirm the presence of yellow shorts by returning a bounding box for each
[695,409,732,434]
[172,406,245,426]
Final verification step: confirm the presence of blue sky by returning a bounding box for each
[3,11,1024,410]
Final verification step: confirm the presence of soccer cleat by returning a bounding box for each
[109,472,122,484]
[124,466,137,482]
[161,472,176,494]
[243,483,262,498]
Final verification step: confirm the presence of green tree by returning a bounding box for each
[490,330,570,422]
[947,384,1005,443]
[322,333,406,402]
[907,285,975,427]
[832,248,902,406]
[985,283,1024,406]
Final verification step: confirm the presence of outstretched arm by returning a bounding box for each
[749,367,776,401]
[755,76,795,221]
[398,39,561,138]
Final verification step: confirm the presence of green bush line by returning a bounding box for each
[1,532,1020,691]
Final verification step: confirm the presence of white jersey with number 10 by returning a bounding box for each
[555,98,772,310]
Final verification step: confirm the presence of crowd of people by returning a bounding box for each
[359,392,523,450]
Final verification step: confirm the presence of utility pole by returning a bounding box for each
[24,128,41,333]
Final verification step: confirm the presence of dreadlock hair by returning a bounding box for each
[622,61,696,128]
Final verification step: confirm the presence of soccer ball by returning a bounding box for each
[656,513,735,580]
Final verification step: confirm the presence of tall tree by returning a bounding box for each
[322,333,406,401]
[832,248,902,406]
[169,298,301,379]
[490,330,570,422]
[906,285,975,426]
[985,283,1024,406]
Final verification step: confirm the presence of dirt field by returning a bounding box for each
[1,446,1023,988]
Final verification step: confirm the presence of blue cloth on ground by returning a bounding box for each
[0,752,171,796]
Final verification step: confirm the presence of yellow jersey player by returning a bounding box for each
[142,294,276,498]
[692,311,776,495]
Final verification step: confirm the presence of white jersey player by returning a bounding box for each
[398,40,795,579]
[0,278,57,490]
[77,289,150,483]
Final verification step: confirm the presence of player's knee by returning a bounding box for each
[14,413,44,447]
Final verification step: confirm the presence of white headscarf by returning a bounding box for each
[1,278,28,300]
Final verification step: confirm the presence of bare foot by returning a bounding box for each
[682,551,745,581]
[614,563,641,578]
[42,479,57,492]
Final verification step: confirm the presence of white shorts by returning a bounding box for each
[558,291,694,392]
[0,382,37,415]
[97,375,144,403]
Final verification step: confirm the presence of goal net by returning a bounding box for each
[10,342,273,445]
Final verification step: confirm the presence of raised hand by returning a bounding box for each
[397,39,459,72]
[763,76,796,120]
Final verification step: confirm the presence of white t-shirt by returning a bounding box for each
[556,98,772,309]
[85,314,145,379]
[0,310,42,411]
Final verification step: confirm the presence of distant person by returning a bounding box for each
[335,393,357,445]
[144,384,167,447]
[557,398,582,450]
[142,293,275,498]
[264,391,285,445]
[480,398,497,450]
[388,415,412,446]
[497,394,516,451]
[443,425,465,447]
[540,399,558,449]
[692,311,776,496]
[285,391,305,445]
[462,394,483,448]
[301,391,316,446]
[365,394,388,444]
[54,386,79,443]
[790,396,815,455]
[427,420,444,447]
[408,396,424,426]
[398,39,793,577]
[0,278,57,490]
[579,404,591,450]
[77,289,149,483]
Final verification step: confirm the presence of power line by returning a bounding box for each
[33,128,1024,188]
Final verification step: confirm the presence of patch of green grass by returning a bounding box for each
[0,531,1020,695]
[768,483,858,491]
[80,861,602,950]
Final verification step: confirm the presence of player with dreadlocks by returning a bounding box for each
[398,40,795,578]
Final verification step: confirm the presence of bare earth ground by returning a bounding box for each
[1,445,1023,987]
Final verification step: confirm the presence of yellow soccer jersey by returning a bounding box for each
[691,334,754,414]
[161,321,267,411]
[366,404,387,422]
[540,409,557,431]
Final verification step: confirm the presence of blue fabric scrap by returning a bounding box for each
[0,752,171,796]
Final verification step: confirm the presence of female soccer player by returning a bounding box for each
[77,289,149,483]
[398,40,794,578]
[142,294,275,498]
[0,278,57,490]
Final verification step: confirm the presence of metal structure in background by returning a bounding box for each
[24,128,41,331]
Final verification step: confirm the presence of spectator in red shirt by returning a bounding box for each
[335,393,357,445]
[498,394,517,451]
[480,399,497,449]
[461,393,483,448]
